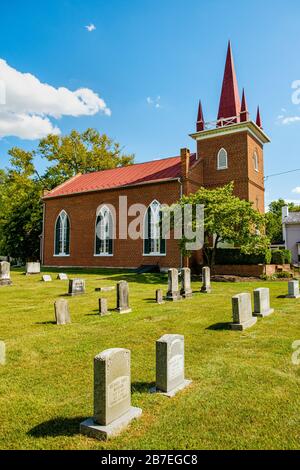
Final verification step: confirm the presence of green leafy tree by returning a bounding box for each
[177,183,270,267]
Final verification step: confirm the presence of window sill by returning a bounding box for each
[94,254,114,257]
[143,253,167,257]
[217,167,228,171]
[53,254,70,257]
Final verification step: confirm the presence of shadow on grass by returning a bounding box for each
[206,322,231,331]
[35,321,56,325]
[132,381,155,394]
[28,416,86,438]
[277,295,287,299]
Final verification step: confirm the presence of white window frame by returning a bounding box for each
[54,210,70,257]
[217,148,228,170]
[143,200,166,257]
[94,205,114,257]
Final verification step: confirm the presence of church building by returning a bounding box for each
[41,43,270,270]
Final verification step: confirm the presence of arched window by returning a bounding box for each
[253,151,259,172]
[217,148,228,170]
[95,206,113,255]
[55,210,70,256]
[144,200,166,255]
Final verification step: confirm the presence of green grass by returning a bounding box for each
[1,268,300,450]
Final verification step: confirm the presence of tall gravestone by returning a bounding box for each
[68,278,85,296]
[201,266,211,293]
[54,299,71,325]
[0,261,12,286]
[230,293,257,331]
[116,281,131,313]
[155,334,192,397]
[166,269,181,301]
[286,280,300,299]
[253,288,274,317]
[156,289,164,305]
[26,262,40,275]
[80,348,142,440]
[180,268,192,298]
[99,298,109,316]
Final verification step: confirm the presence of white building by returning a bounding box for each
[282,206,300,265]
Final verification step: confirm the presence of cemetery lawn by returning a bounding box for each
[1,268,300,450]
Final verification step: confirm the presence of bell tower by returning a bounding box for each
[190,42,270,213]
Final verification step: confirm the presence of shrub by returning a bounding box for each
[275,271,292,279]
[271,249,292,265]
[212,248,272,266]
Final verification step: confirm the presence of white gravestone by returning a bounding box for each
[99,298,110,316]
[0,261,12,286]
[26,262,40,275]
[286,280,300,299]
[253,288,274,317]
[156,289,164,304]
[201,266,211,293]
[116,281,132,313]
[57,273,68,280]
[230,293,257,331]
[166,269,182,301]
[155,334,192,397]
[68,278,85,296]
[42,275,52,282]
[180,268,193,298]
[80,348,142,440]
[54,299,71,325]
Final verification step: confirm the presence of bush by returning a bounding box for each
[275,271,292,279]
[212,248,272,266]
[271,249,292,265]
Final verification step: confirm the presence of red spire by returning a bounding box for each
[240,89,249,122]
[196,100,204,131]
[217,41,241,124]
[256,106,262,128]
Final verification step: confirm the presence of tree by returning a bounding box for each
[177,183,270,267]
[0,129,134,260]
[265,199,295,243]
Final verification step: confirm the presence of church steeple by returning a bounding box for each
[217,41,241,123]
[196,100,205,131]
[240,89,249,122]
[256,106,262,128]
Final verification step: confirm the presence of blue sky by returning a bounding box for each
[0,0,300,207]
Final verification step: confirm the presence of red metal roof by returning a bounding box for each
[44,154,197,199]
[217,41,241,121]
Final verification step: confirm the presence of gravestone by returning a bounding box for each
[42,274,52,282]
[0,261,12,286]
[57,273,68,280]
[253,288,274,317]
[99,298,109,316]
[166,269,181,301]
[95,286,115,292]
[156,289,164,304]
[26,262,40,275]
[155,334,192,397]
[180,268,192,298]
[116,281,132,314]
[286,280,300,299]
[230,293,257,331]
[201,266,211,293]
[0,341,5,365]
[54,299,71,325]
[80,348,142,440]
[68,278,85,296]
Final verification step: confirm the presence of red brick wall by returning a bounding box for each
[43,180,182,269]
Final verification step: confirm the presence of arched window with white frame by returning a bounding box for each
[54,210,70,256]
[217,148,228,170]
[95,206,113,256]
[144,200,166,255]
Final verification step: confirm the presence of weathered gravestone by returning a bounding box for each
[54,299,71,325]
[166,269,181,301]
[286,280,300,299]
[95,286,115,292]
[180,268,192,298]
[253,288,274,317]
[0,261,12,286]
[201,266,211,293]
[155,334,192,397]
[57,273,68,280]
[68,278,85,296]
[230,293,257,331]
[156,289,164,305]
[80,348,142,440]
[99,298,109,316]
[26,262,40,275]
[42,274,52,282]
[0,341,5,365]
[116,281,132,313]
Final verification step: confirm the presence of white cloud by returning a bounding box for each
[277,115,300,125]
[0,59,110,140]
[146,95,161,109]
[85,24,96,32]
[292,187,300,194]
